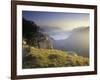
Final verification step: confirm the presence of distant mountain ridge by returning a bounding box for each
[50,27,89,57]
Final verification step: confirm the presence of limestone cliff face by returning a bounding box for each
[37,33,53,49]
[23,32,53,49]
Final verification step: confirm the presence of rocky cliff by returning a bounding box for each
[22,18,53,49]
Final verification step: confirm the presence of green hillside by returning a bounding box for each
[22,46,89,68]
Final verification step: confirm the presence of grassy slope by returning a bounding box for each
[23,47,89,68]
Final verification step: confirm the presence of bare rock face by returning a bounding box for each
[22,48,27,58]
[38,34,53,49]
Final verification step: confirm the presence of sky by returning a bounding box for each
[22,11,89,40]
[22,11,89,32]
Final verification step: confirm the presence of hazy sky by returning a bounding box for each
[22,11,89,31]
